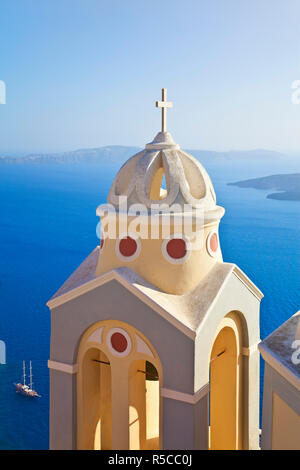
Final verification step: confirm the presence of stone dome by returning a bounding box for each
[107,131,224,222]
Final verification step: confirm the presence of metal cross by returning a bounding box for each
[156,88,173,132]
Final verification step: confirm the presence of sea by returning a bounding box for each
[0,155,299,449]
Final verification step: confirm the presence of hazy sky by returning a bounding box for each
[0,0,300,154]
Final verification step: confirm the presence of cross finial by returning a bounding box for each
[156,88,173,133]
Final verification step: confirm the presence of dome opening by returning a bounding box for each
[147,151,169,201]
[149,166,168,201]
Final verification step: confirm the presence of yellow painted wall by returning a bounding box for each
[272,393,300,450]
[145,379,160,449]
[96,218,222,295]
[129,360,146,450]
[209,314,243,450]
[79,348,112,450]
[129,360,160,450]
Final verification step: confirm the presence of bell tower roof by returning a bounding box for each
[106,89,224,222]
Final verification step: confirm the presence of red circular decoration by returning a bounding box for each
[166,238,187,259]
[111,332,128,353]
[209,233,218,252]
[100,238,104,249]
[119,236,137,257]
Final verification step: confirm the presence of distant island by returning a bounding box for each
[228,173,300,201]
[0,146,141,166]
[0,146,285,166]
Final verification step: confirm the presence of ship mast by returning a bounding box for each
[23,360,26,386]
[29,361,33,390]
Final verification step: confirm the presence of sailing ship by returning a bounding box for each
[15,360,41,397]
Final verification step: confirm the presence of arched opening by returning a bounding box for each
[77,320,163,450]
[79,347,112,450]
[149,153,168,201]
[209,320,242,450]
[129,360,160,450]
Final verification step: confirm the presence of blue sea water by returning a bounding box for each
[0,159,299,449]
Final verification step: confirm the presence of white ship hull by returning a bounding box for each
[14,361,41,398]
